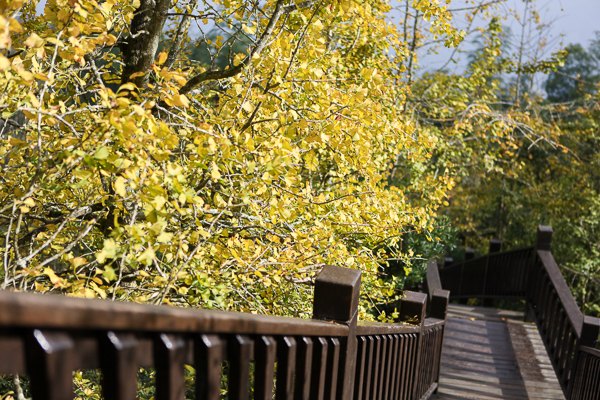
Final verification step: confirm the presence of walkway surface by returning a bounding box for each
[432,304,566,400]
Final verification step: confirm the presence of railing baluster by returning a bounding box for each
[26,330,74,400]
[310,337,329,400]
[353,337,366,400]
[377,335,388,400]
[325,338,341,400]
[562,333,577,388]
[195,334,224,400]
[388,335,399,400]
[100,332,139,400]
[550,310,566,363]
[394,335,406,400]
[254,336,276,400]
[383,335,395,400]
[228,335,253,400]
[276,336,297,400]
[370,335,382,400]
[154,333,187,400]
[557,326,572,375]
[294,336,313,400]
[362,336,374,400]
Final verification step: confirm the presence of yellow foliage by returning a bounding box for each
[0,0,462,318]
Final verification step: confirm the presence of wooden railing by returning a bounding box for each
[438,225,600,400]
[0,263,448,400]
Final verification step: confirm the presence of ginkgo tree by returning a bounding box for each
[0,0,463,319]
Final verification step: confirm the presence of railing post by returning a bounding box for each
[465,248,475,260]
[525,226,553,322]
[430,289,450,321]
[489,239,502,253]
[579,316,600,348]
[482,239,501,307]
[430,288,449,394]
[313,265,361,400]
[537,226,553,251]
[400,291,427,400]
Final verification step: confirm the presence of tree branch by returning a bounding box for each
[165,0,198,70]
[180,0,289,95]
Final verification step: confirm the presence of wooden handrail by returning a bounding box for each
[0,264,449,400]
[0,289,349,336]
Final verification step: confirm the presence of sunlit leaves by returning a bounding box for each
[0,0,461,319]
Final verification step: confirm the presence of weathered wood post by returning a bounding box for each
[465,248,475,260]
[400,291,427,400]
[489,238,502,253]
[313,265,361,400]
[536,225,553,251]
[483,238,501,307]
[525,226,553,321]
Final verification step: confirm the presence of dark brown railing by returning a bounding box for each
[0,263,448,400]
[438,225,600,400]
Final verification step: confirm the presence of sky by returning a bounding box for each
[387,0,600,74]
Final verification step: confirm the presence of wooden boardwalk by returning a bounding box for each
[432,304,566,400]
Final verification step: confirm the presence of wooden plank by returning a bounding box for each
[433,304,565,400]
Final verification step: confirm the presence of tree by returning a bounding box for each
[412,11,600,315]
[545,43,600,102]
[0,0,464,319]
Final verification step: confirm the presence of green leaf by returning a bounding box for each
[94,146,110,160]
[102,266,117,282]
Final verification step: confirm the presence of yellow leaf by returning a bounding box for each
[90,282,107,299]
[114,177,127,197]
[233,53,246,66]
[242,101,253,112]
[198,228,211,238]
[242,24,256,35]
[157,231,173,243]
[137,247,156,266]
[0,55,10,71]
[43,267,62,286]
[211,162,221,180]
[119,82,137,92]
[23,33,44,48]
[69,257,87,268]
[173,94,189,108]
[157,51,168,65]
[23,197,35,207]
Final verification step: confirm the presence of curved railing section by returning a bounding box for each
[0,263,448,400]
[438,225,600,400]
